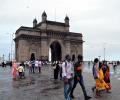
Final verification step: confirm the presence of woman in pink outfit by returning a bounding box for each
[12,60,17,80]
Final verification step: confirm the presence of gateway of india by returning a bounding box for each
[14,11,83,62]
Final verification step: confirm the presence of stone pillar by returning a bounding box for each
[65,34,71,57]
[65,41,71,56]
[18,39,29,62]
[61,41,65,61]
[15,42,18,61]
[78,43,83,56]
[41,39,49,60]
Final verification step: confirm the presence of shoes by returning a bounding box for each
[70,95,91,100]
[85,96,91,100]
[92,87,94,92]
[106,90,111,93]
[70,95,75,99]
[95,92,101,98]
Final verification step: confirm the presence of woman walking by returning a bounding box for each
[93,59,109,97]
[12,60,17,80]
[102,61,111,92]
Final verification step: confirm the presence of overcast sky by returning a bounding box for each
[0,0,120,61]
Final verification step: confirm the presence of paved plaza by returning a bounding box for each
[0,63,120,100]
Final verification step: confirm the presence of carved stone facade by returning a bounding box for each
[14,11,83,62]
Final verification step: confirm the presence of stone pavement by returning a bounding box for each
[0,63,120,100]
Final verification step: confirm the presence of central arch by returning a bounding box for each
[30,53,35,61]
[49,41,62,62]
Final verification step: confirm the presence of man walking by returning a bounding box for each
[31,60,35,74]
[70,55,91,100]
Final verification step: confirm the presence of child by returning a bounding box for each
[17,64,25,79]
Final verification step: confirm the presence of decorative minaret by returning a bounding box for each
[64,15,69,31]
[42,11,47,22]
[33,18,37,27]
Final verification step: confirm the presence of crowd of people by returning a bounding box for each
[62,54,91,100]
[27,60,42,74]
[11,59,43,80]
[61,55,112,100]
[8,54,115,100]
[92,58,111,97]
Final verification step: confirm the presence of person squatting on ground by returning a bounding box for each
[92,58,109,97]
[17,63,25,79]
[70,55,91,100]
[62,55,74,100]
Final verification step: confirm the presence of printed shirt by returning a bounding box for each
[74,62,83,77]
[17,66,24,72]
[62,61,74,79]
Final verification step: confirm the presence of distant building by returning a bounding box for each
[14,11,83,62]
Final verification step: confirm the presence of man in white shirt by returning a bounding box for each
[35,60,39,73]
[62,55,74,100]
[38,60,42,73]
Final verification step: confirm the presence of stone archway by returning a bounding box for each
[49,41,62,62]
[30,53,35,61]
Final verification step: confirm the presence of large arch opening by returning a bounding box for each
[49,41,62,62]
[30,53,35,61]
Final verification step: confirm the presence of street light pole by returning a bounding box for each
[2,54,4,62]
[11,40,12,61]
[11,33,14,61]
[103,42,106,61]
[98,56,101,61]
[104,47,105,61]
[5,32,14,61]
[9,53,10,61]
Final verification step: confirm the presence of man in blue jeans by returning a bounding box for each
[62,55,74,100]
[31,60,35,74]
[70,55,91,100]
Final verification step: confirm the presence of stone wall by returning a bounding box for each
[16,30,40,37]
[47,25,67,32]
[17,39,29,62]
